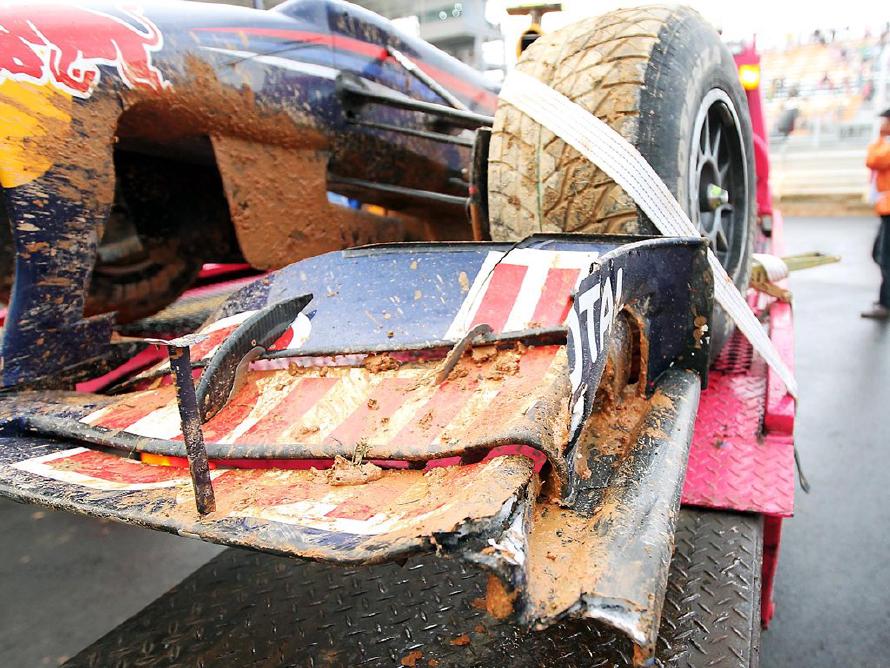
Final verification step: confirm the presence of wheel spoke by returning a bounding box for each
[690,95,746,271]
[715,227,729,252]
[712,122,722,160]
[701,113,711,155]
[712,204,733,253]
[699,210,714,234]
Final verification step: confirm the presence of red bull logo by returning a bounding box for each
[0,3,169,98]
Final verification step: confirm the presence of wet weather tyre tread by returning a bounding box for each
[488,6,669,239]
[488,6,756,356]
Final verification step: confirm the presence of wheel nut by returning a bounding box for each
[706,184,729,209]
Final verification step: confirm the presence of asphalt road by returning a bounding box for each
[0,216,887,667]
[760,216,890,668]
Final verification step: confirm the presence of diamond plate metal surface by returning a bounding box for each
[64,509,762,668]
[682,332,795,516]
[658,510,763,667]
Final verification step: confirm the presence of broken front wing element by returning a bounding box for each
[0,234,712,662]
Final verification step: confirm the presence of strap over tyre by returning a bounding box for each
[489,5,796,397]
[498,70,797,397]
[489,7,756,359]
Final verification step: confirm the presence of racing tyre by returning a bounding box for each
[488,6,756,357]
[0,201,203,324]
[85,234,203,324]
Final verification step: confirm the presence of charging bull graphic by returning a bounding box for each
[0,3,169,98]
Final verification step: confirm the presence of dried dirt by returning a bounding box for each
[322,455,383,486]
[119,55,329,150]
[211,135,404,270]
[111,55,408,271]
[470,345,497,364]
[362,353,401,373]
[484,574,518,620]
[400,650,424,666]
[578,386,649,459]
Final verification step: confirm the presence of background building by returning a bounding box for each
[354,1,502,72]
[192,0,504,73]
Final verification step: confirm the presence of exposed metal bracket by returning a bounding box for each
[137,333,215,516]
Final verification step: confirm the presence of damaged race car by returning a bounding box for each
[0,2,799,666]
[0,0,496,327]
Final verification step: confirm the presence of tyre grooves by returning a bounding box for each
[488,6,676,240]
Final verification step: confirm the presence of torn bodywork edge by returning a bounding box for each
[437,473,538,587]
[525,369,702,661]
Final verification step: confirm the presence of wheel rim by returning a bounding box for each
[688,89,749,270]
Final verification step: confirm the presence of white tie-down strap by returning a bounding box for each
[499,70,798,398]
[752,253,790,283]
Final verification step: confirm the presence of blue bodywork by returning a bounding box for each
[0,0,498,387]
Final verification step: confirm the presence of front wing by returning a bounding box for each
[0,235,712,661]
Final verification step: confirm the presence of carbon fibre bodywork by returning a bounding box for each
[0,0,496,386]
[0,234,713,661]
[0,7,802,661]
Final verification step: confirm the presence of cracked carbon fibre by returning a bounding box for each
[681,331,795,516]
[64,509,761,668]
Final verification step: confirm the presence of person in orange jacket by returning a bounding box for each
[863,109,890,319]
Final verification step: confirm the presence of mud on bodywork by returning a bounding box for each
[0,235,712,663]
[0,0,497,387]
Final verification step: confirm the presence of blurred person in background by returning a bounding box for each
[863,108,890,319]
[775,89,801,138]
